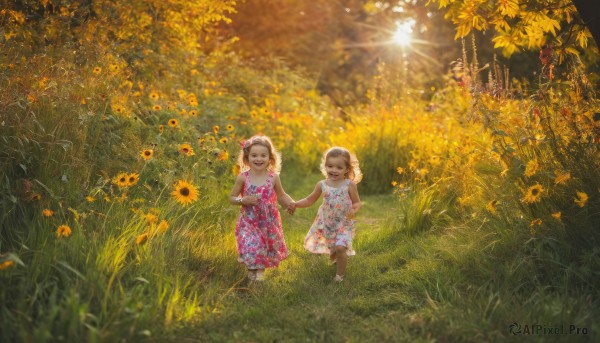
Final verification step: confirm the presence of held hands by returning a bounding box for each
[286,201,296,215]
[346,208,356,219]
[241,195,259,206]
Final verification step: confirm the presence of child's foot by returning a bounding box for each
[247,270,257,281]
[333,274,344,282]
[255,269,265,281]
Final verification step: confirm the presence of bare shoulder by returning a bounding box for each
[235,173,245,183]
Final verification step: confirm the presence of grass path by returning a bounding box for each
[177,174,431,342]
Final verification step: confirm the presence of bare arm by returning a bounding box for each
[293,181,323,208]
[228,174,258,206]
[273,174,294,208]
[347,181,361,218]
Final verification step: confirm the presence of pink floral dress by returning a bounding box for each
[303,179,356,256]
[235,171,288,269]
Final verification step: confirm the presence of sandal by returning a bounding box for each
[333,274,344,282]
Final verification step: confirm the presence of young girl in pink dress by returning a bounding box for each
[229,135,294,281]
[289,147,362,282]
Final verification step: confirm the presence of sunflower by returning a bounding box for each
[524,159,539,177]
[207,136,216,142]
[226,124,234,132]
[113,172,129,188]
[260,108,269,115]
[522,184,544,204]
[141,149,153,160]
[158,220,169,233]
[189,110,198,117]
[429,155,441,166]
[551,212,561,220]
[554,172,571,185]
[189,98,198,106]
[218,150,229,161]
[159,125,164,134]
[198,137,206,145]
[176,89,187,98]
[219,137,228,144]
[232,164,241,176]
[149,92,159,100]
[178,143,195,156]
[127,173,140,186]
[574,191,588,208]
[57,225,72,238]
[145,213,159,225]
[179,109,188,116]
[42,209,54,217]
[171,180,199,206]
[168,119,179,128]
[92,66,102,74]
[396,167,405,174]
[391,181,398,187]
[529,218,542,228]
[213,125,220,134]
[153,104,162,111]
[136,233,149,245]
[486,200,498,214]
[86,196,95,202]
[109,63,119,72]
[113,104,124,114]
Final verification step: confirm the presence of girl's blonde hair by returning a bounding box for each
[320,147,362,183]
[237,135,282,173]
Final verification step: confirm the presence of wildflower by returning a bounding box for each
[127,173,140,186]
[113,104,125,114]
[574,191,588,208]
[396,167,405,174]
[57,225,72,238]
[92,66,102,74]
[171,180,199,206]
[232,164,241,176]
[522,184,544,204]
[554,172,571,185]
[524,159,539,177]
[159,125,164,134]
[141,149,153,160]
[149,92,159,100]
[213,125,220,134]
[486,200,498,214]
[168,119,179,128]
[189,110,198,117]
[219,137,228,144]
[42,209,54,217]
[109,64,119,72]
[189,98,198,106]
[207,136,216,143]
[152,105,162,111]
[429,155,441,166]
[145,213,159,224]
[226,124,234,132]
[86,196,95,202]
[136,233,148,245]
[30,193,42,201]
[104,195,110,202]
[179,144,195,157]
[198,137,206,145]
[260,108,269,115]
[529,218,542,228]
[0,260,14,271]
[551,212,561,220]
[158,220,169,233]
[391,181,398,187]
[418,168,429,177]
[218,150,229,161]
[113,172,129,188]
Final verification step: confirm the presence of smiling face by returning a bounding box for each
[325,155,349,181]
[247,144,270,172]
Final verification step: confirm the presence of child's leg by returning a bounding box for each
[247,269,257,281]
[335,245,347,277]
[255,268,265,281]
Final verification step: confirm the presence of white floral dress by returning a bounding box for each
[303,179,356,256]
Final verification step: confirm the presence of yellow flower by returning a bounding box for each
[260,108,269,115]
[30,193,42,201]
[145,213,159,224]
[136,233,148,245]
[57,225,72,238]
[554,172,571,185]
[189,110,198,117]
[141,149,153,160]
[159,125,164,134]
[396,167,405,174]
[168,119,179,128]
[179,144,195,157]
[92,66,102,74]
[213,125,220,134]
[219,137,228,144]
[418,168,429,177]
[207,136,216,143]
[42,209,54,217]
[524,159,539,177]
[429,155,441,166]
[127,173,140,186]
[104,195,110,202]
[574,191,588,208]
[152,104,162,111]
[0,260,15,271]
[232,164,241,176]
[171,180,199,206]
[189,98,198,106]
[486,200,498,214]
[113,172,129,188]
[522,184,544,204]
[158,220,169,233]
[551,212,561,220]
[391,181,398,186]
[218,150,229,161]
[226,124,234,132]
[109,64,119,72]
[529,218,542,228]
[86,196,95,202]
[149,92,159,100]
[113,104,125,114]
